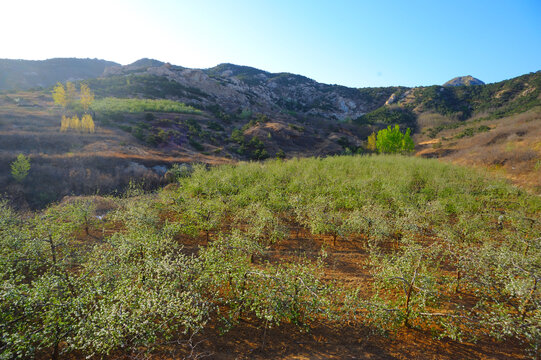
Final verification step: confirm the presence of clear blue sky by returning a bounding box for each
[2,0,540,87]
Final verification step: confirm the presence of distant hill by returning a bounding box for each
[0,58,119,91]
[129,58,165,68]
[443,75,485,87]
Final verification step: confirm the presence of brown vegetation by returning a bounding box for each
[416,107,541,193]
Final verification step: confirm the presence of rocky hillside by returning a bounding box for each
[0,58,119,91]
[101,60,401,121]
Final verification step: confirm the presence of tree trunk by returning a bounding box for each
[455,269,461,294]
[404,283,413,328]
[521,277,537,320]
[52,340,59,360]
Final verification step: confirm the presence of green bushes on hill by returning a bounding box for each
[91,97,202,114]
[355,106,416,127]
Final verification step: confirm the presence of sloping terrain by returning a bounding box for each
[415,106,541,192]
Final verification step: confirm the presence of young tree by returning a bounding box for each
[52,83,67,108]
[10,154,31,182]
[401,128,415,152]
[60,115,69,132]
[69,115,81,131]
[79,83,94,112]
[81,114,95,133]
[366,132,377,152]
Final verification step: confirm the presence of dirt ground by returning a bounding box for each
[113,231,528,360]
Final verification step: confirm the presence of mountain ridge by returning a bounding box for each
[0,58,119,90]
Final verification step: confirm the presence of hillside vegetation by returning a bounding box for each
[1,155,540,359]
[91,97,202,114]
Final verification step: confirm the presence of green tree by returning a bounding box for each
[10,154,30,182]
[401,128,415,152]
[376,125,415,154]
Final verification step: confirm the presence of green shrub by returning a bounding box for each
[10,154,30,182]
[375,125,415,154]
[91,97,202,114]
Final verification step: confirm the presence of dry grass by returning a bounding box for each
[416,107,541,193]
[417,112,456,130]
[0,91,233,209]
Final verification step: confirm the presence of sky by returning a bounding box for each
[1,0,540,87]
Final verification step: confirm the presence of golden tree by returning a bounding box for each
[69,115,81,131]
[81,114,95,133]
[60,115,69,132]
[54,82,97,133]
[366,132,377,151]
[52,83,67,108]
[80,84,95,112]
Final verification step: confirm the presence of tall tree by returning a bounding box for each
[69,115,81,131]
[366,132,377,151]
[81,114,95,133]
[60,115,69,132]
[52,83,67,108]
[79,84,94,112]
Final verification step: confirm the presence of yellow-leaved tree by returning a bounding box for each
[54,82,96,133]
[52,83,67,108]
[69,115,81,131]
[60,115,69,132]
[81,114,95,133]
[80,84,94,112]
[366,132,377,152]
[53,81,96,133]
